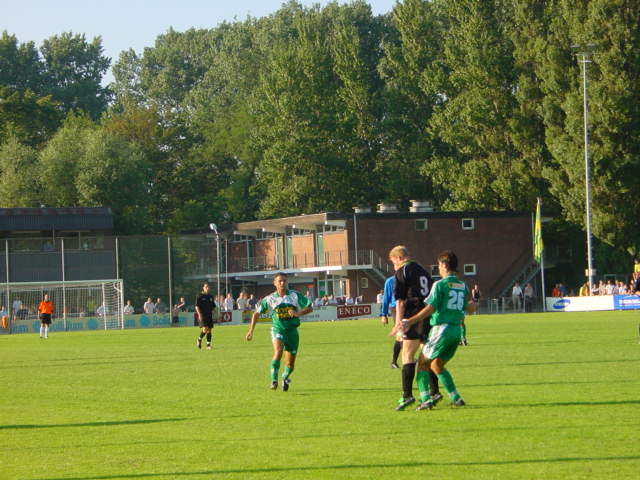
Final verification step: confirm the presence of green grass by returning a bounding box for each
[1,311,640,480]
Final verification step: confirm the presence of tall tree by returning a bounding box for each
[531,0,640,255]
[0,136,41,206]
[40,32,111,118]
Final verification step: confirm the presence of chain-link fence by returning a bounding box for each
[0,234,220,314]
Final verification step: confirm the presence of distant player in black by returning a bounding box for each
[195,283,217,350]
[388,245,440,410]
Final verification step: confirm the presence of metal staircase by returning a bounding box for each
[498,258,541,298]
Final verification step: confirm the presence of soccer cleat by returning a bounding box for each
[282,378,291,392]
[395,396,415,411]
[196,338,202,349]
[206,344,212,350]
[416,400,434,411]
[430,392,443,406]
[461,337,469,346]
[390,362,399,369]
[452,398,466,407]
[270,381,278,390]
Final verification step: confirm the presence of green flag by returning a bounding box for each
[534,198,544,263]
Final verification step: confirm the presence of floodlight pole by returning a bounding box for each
[573,44,596,293]
[210,223,221,300]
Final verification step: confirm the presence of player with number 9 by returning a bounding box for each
[388,245,441,411]
[404,250,477,410]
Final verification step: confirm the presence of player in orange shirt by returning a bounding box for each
[38,294,54,339]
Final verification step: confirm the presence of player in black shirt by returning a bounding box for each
[388,245,440,410]
[195,283,217,350]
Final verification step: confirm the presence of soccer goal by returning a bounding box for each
[2,279,124,330]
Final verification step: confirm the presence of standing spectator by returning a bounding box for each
[12,298,23,321]
[524,283,534,312]
[618,281,628,295]
[223,293,235,312]
[634,259,640,274]
[511,282,523,312]
[579,283,589,296]
[176,297,187,312]
[155,298,166,314]
[376,290,384,304]
[38,294,54,339]
[248,294,257,310]
[237,292,249,311]
[195,283,217,350]
[123,300,134,315]
[558,283,569,297]
[471,284,481,314]
[633,272,640,295]
[344,294,354,305]
[551,284,560,297]
[143,297,155,314]
[605,280,615,296]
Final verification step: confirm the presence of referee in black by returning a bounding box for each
[195,282,217,350]
[388,245,440,410]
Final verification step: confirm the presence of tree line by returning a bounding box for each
[1,0,639,260]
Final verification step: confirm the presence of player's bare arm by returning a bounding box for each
[405,304,435,328]
[246,311,260,341]
[465,301,477,314]
[287,306,313,317]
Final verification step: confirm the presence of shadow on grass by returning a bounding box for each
[32,455,640,480]
[0,417,188,430]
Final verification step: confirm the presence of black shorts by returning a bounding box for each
[39,313,52,325]
[403,318,428,342]
[198,315,214,329]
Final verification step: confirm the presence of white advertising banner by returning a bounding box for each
[238,304,376,324]
[545,296,614,312]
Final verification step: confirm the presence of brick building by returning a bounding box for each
[215,202,536,302]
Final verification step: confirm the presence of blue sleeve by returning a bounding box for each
[381,277,394,316]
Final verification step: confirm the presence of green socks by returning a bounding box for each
[416,370,431,402]
[437,369,461,401]
[270,360,281,381]
[283,366,294,381]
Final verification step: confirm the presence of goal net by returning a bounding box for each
[2,279,124,330]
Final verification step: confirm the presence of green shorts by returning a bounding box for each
[271,327,299,355]
[422,324,461,362]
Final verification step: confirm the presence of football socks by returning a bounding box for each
[416,370,431,403]
[402,362,416,399]
[282,365,293,381]
[270,359,281,382]
[392,341,402,364]
[437,369,459,399]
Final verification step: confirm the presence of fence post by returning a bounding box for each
[62,238,67,330]
[167,235,173,311]
[5,240,9,333]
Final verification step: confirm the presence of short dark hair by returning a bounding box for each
[274,272,288,279]
[437,250,458,272]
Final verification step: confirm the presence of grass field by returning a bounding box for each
[1,311,640,480]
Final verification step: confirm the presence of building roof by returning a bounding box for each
[0,208,113,232]
[231,210,528,234]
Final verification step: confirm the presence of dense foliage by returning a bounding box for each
[1,0,639,258]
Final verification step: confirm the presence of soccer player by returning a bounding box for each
[388,245,440,411]
[38,294,54,339]
[195,283,217,350]
[380,275,402,369]
[404,250,477,410]
[245,272,313,391]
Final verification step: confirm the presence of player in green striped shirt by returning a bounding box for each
[246,272,313,391]
[403,250,477,410]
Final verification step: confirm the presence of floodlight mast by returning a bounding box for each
[209,223,221,301]
[572,43,596,294]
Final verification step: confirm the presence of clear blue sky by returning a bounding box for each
[4,1,397,84]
